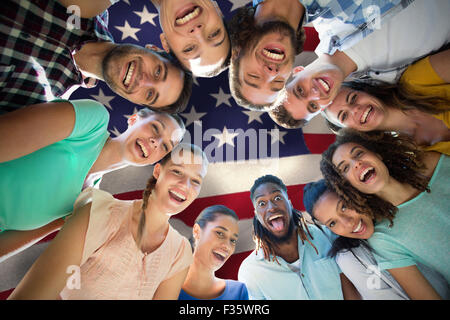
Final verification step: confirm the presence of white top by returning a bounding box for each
[342,0,450,83]
[336,245,409,300]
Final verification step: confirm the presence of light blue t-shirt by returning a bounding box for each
[238,225,343,300]
[178,280,249,300]
[0,99,109,231]
[368,154,450,294]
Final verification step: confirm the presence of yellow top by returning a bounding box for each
[399,56,450,155]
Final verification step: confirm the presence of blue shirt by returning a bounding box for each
[238,225,343,300]
[368,154,450,293]
[252,0,414,55]
[178,280,249,300]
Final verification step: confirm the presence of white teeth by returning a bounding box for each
[359,167,374,182]
[262,49,284,61]
[170,190,186,201]
[176,7,200,25]
[268,214,283,221]
[213,251,227,258]
[123,62,135,87]
[361,106,373,124]
[353,220,362,233]
[136,139,149,158]
[318,78,330,92]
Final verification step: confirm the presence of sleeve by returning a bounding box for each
[239,283,250,300]
[165,236,193,280]
[237,258,266,300]
[368,233,416,271]
[66,99,110,141]
[72,187,119,265]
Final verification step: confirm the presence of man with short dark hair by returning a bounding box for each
[227,0,416,112]
[0,0,192,114]
[238,174,360,300]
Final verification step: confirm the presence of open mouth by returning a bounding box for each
[262,47,285,61]
[359,167,376,183]
[360,106,373,124]
[268,214,285,232]
[314,77,331,95]
[122,60,136,89]
[212,250,227,263]
[169,189,187,203]
[175,6,201,26]
[352,219,366,234]
[136,138,149,158]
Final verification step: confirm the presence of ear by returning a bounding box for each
[145,43,164,53]
[293,66,305,75]
[153,163,162,180]
[159,33,171,53]
[193,223,201,242]
[127,114,138,127]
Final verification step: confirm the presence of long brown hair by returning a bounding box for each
[320,130,430,226]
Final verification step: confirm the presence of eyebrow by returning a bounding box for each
[336,145,359,171]
[216,226,239,238]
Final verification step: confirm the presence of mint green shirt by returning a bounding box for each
[368,154,450,291]
[0,99,109,231]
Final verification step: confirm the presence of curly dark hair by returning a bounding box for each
[320,129,430,226]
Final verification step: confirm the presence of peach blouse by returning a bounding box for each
[60,188,193,300]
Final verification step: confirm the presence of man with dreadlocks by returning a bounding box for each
[237,174,360,300]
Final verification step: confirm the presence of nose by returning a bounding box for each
[267,200,277,212]
[149,137,160,149]
[340,214,355,228]
[264,64,279,77]
[137,71,155,88]
[308,86,321,100]
[189,23,203,34]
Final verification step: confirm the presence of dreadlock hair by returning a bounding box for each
[320,129,431,227]
[268,104,309,129]
[136,143,208,245]
[249,175,319,264]
[322,78,450,133]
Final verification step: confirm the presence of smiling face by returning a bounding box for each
[235,21,296,106]
[332,142,390,195]
[119,112,184,166]
[252,182,294,239]
[152,149,208,215]
[313,191,374,239]
[284,61,345,121]
[193,214,239,271]
[102,44,184,108]
[158,0,230,76]
[325,87,387,131]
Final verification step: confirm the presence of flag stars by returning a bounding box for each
[210,87,232,108]
[115,20,141,41]
[268,126,288,145]
[134,6,158,26]
[91,88,116,110]
[180,105,207,127]
[212,126,240,148]
[242,110,264,124]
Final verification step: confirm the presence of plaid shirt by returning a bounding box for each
[0,0,114,114]
[253,0,415,55]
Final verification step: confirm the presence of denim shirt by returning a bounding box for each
[252,0,414,55]
[238,225,343,300]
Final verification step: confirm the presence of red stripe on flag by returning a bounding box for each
[215,251,253,281]
[0,288,13,300]
[304,133,336,154]
[303,26,320,51]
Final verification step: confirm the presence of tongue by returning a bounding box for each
[271,217,284,231]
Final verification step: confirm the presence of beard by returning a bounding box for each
[263,214,296,246]
[101,44,144,93]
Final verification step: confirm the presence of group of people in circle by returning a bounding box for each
[0,0,449,300]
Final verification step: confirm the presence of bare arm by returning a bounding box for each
[8,204,91,300]
[0,218,64,263]
[152,267,189,300]
[340,273,362,300]
[57,0,113,18]
[429,48,450,83]
[0,101,75,163]
[389,265,442,300]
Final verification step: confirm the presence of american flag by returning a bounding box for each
[0,0,335,299]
